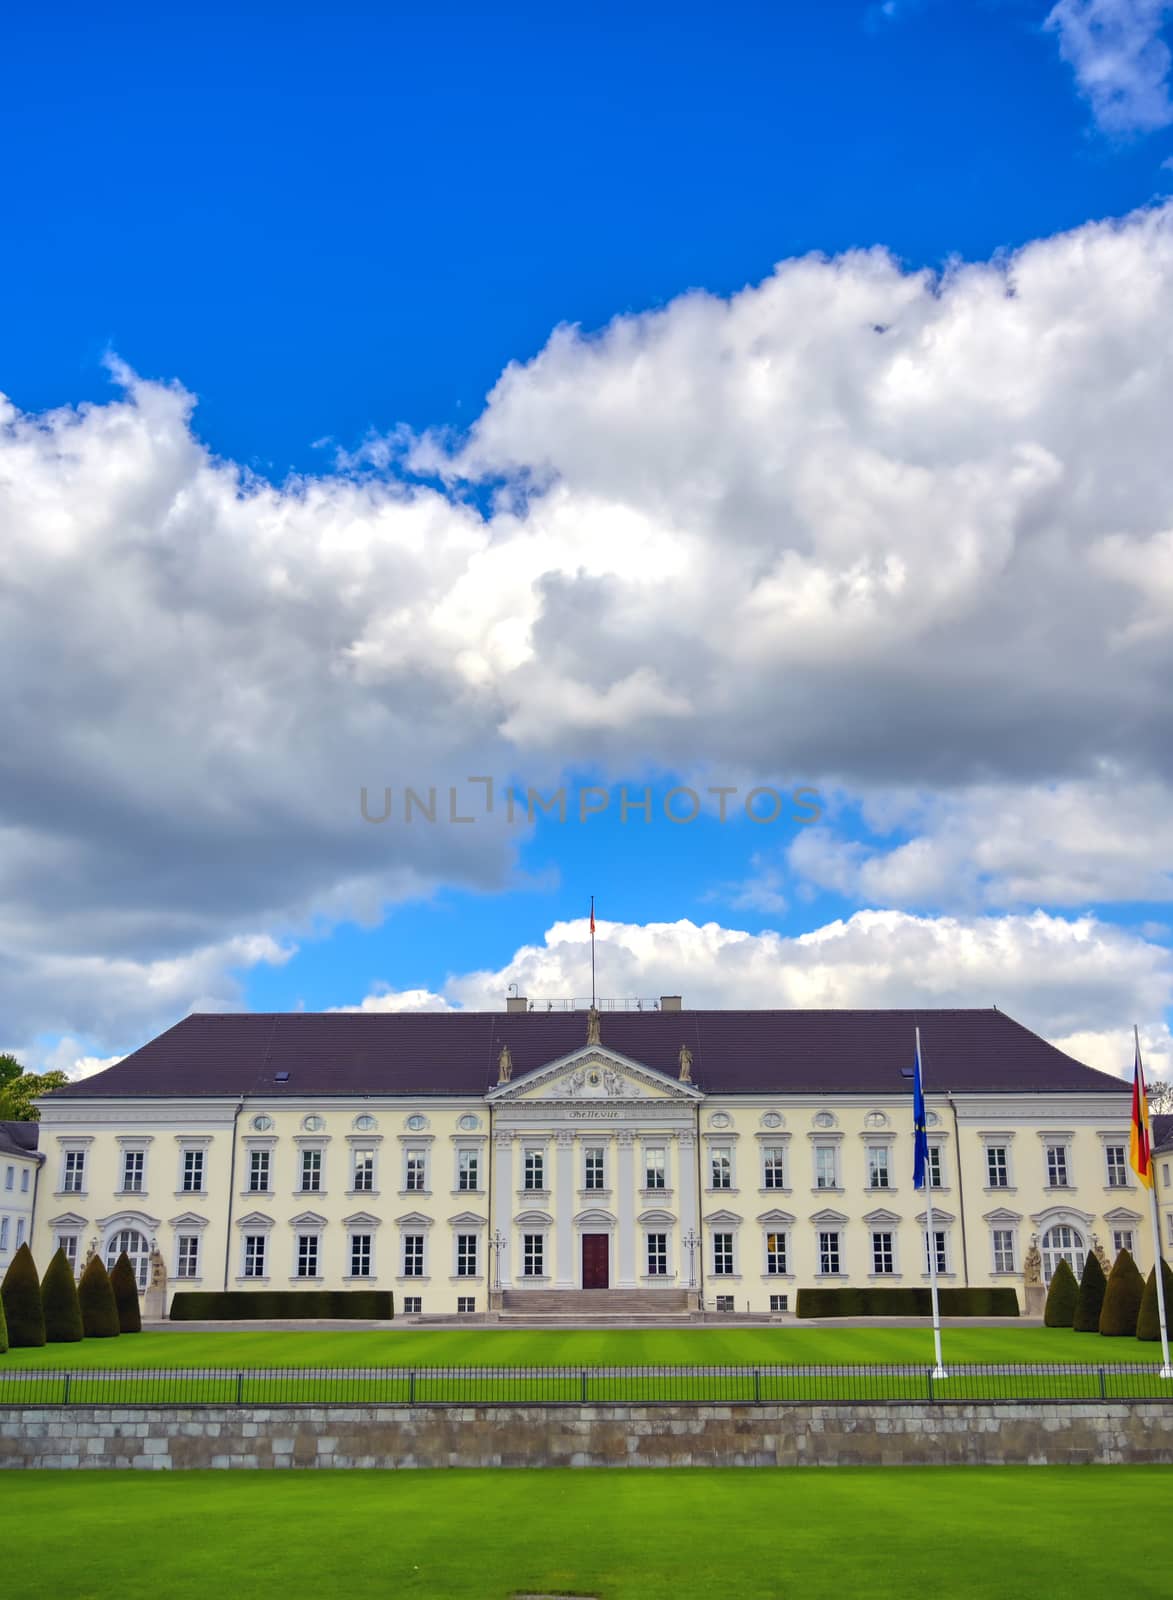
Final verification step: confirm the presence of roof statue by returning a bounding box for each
[586,1006,601,1046]
[678,1043,693,1083]
[497,1044,513,1084]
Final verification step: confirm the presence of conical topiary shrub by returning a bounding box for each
[1073,1250,1108,1332]
[1100,1247,1145,1336]
[1137,1258,1173,1342]
[0,1280,8,1354]
[1,1243,45,1347]
[40,1247,84,1342]
[78,1255,121,1339]
[1044,1257,1079,1326]
[109,1252,142,1333]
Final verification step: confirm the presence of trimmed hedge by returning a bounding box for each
[109,1252,142,1334]
[78,1256,121,1339]
[1,1243,46,1347]
[41,1247,84,1342]
[1043,1258,1079,1327]
[1137,1258,1173,1342]
[1073,1251,1108,1333]
[1100,1248,1145,1336]
[170,1289,394,1321]
[795,1286,1019,1318]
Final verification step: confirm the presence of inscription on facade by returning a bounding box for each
[567,1109,621,1120]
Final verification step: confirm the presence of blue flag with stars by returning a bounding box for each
[912,1032,929,1191]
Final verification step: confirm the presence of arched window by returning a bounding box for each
[1041,1224,1085,1285]
[105,1228,151,1291]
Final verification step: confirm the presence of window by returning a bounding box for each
[177,1235,200,1279]
[243,1234,267,1278]
[56,1233,78,1271]
[457,1149,479,1192]
[710,1150,732,1190]
[350,1149,375,1192]
[715,1294,735,1312]
[584,1147,605,1190]
[818,1231,841,1275]
[181,1149,205,1193]
[404,1149,427,1192]
[299,1149,322,1193]
[1167,1213,1173,1248]
[766,1232,788,1275]
[927,1147,944,1189]
[646,1232,668,1276]
[20,1169,29,1193]
[986,1146,1009,1188]
[712,1233,734,1275]
[403,1295,422,1314]
[1105,1146,1128,1188]
[456,1234,479,1277]
[248,1149,271,1192]
[924,1230,947,1275]
[992,1230,1015,1273]
[120,1150,145,1193]
[1112,1229,1134,1256]
[1041,1224,1085,1284]
[523,1234,544,1277]
[4,1166,11,1190]
[62,1150,86,1193]
[762,1147,786,1190]
[296,1234,320,1278]
[349,1234,372,1278]
[456,1296,476,1314]
[867,1146,890,1189]
[402,1234,424,1277]
[769,1293,789,1313]
[1046,1144,1070,1187]
[814,1146,838,1190]
[104,1227,150,1291]
[645,1148,666,1190]
[871,1231,895,1275]
[523,1149,545,1190]
[15,1220,24,1246]
[0,1218,7,1251]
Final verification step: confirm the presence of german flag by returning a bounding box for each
[1130,1034,1154,1189]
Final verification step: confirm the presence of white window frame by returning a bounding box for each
[120,1149,146,1194]
[456,1232,480,1278]
[711,1231,735,1276]
[176,1234,201,1280]
[817,1230,842,1275]
[710,1148,733,1191]
[813,1144,839,1191]
[61,1147,88,1195]
[644,1147,667,1191]
[242,1233,268,1279]
[457,1148,480,1193]
[351,1148,376,1193]
[1105,1145,1128,1188]
[762,1147,787,1191]
[765,1230,788,1276]
[55,1232,79,1272]
[583,1146,606,1191]
[298,1147,323,1194]
[871,1230,896,1275]
[646,1231,669,1276]
[927,1144,945,1190]
[923,1228,949,1275]
[295,1232,322,1279]
[404,1148,428,1193]
[1112,1228,1134,1256]
[866,1145,891,1191]
[246,1147,272,1193]
[986,1145,1010,1189]
[402,1233,425,1278]
[523,1147,546,1191]
[522,1233,545,1278]
[991,1228,1016,1274]
[348,1232,373,1279]
[1046,1143,1071,1188]
[180,1147,206,1194]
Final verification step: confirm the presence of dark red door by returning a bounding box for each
[582,1233,609,1289]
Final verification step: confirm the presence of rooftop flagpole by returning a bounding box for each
[1133,1025,1172,1379]
[590,896,596,1010]
[914,1025,947,1379]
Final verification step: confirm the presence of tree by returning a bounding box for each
[0,1061,70,1122]
[1044,1257,1079,1326]
[1147,1077,1173,1116]
[40,1247,84,1342]
[1137,1258,1173,1342]
[0,1243,46,1346]
[77,1255,120,1339]
[109,1252,142,1334]
[1072,1250,1108,1332]
[1100,1248,1145,1336]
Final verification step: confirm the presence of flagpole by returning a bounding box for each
[590,895,596,1010]
[917,1026,947,1379]
[1136,1026,1172,1379]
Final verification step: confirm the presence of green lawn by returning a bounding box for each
[2,1467,1170,1599]
[0,1322,1167,1368]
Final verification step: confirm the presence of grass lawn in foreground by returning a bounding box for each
[3,1467,1170,1600]
[0,1322,1167,1368]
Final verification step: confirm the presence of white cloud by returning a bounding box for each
[350,912,1173,1080]
[1046,0,1173,134]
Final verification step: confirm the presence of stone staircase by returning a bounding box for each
[499,1287,690,1316]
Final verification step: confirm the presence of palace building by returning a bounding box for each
[29,999,1157,1318]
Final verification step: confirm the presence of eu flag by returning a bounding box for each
[912,1032,929,1191]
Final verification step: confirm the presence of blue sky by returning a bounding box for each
[4,0,1173,1079]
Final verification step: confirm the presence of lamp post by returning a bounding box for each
[489,1228,506,1291]
[682,1228,700,1290]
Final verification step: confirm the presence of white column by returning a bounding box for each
[494,1132,514,1289]
[555,1131,575,1288]
[617,1131,636,1287]
[677,1129,698,1286]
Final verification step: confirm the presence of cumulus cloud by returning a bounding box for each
[346,913,1173,1080]
[5,206,1173,1046]
[1046,0,1173,134]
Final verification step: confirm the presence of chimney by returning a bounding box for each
[660,995,682,1012]
[506,995,528,1014]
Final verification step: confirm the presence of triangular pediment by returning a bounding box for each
[487,1044,703,1103]
[289,1210,329,1229]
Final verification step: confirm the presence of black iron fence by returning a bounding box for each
[2,1361,1173,1408]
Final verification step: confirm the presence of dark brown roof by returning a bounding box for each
[1153,1114,1173,1154]
[43,1007,1126,1101]
[0,1120,41,1158]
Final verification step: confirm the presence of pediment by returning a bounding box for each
[169,1211,210,1230]
[95,1208,161,1232]
[395,1211,433,1228]
[514,1209,555,1226]
[982,1207,1023,1225]
[809,1207,849,1226]
[235,1211,275,1229]
[1103,1205,1144,1225]
[447,1210,487,1227]
[756,1208,796,1226]
[487,1044,703,1104]
[289,1210,329,1229]
[862,1208,903,1227]
[343,1211,384,1228]
[48,1211,88,1230]
[637,1208,677,1226]
[704,1208,743,1225]
[915,1208,955,1225]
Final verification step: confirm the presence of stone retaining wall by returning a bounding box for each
[3,1402,1172,1469]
